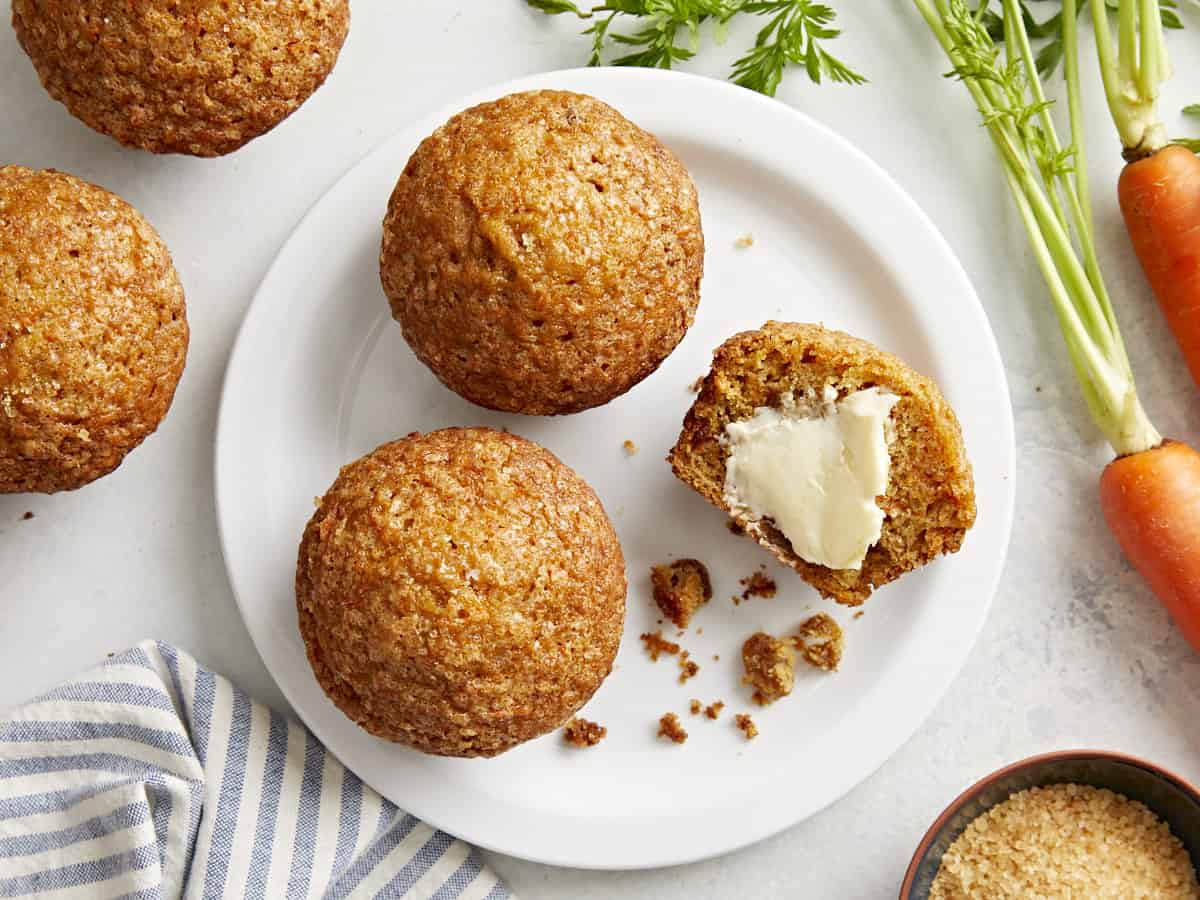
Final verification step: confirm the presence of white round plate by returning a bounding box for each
[216,67,1015,870]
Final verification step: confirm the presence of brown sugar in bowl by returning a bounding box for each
[380,90,705,416]
[0,166,188,494]
[296,427,628,758]
[900,750,1200,899]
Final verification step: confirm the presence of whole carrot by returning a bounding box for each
[1090,1,1200,388]
[1101,441,1200,651]
[1119,145,1200,385]
[915,0,1200,653]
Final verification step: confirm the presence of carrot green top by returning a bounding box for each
[912,0,1161,458]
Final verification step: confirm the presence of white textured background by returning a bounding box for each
[2,4,1200,897]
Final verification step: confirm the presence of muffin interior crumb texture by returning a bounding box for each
[930,783,1200,900]
[651,558,713,628]
[733,568,777,605]
[641,630,681,661]
[735,714,758,740]
[677,651,699,684]
[741,632,795,705]
[562,717,607,748]
[793,613,845,672]
[669,321,976,605]
[657,713,688,744]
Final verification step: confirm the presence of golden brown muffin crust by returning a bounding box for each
[297,427,627,758]
[12,0,350,156]
[381,90,704,415]
[0,166,188,494]
[669,322,976,605]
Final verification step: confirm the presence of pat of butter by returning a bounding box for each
[723,387,899,571]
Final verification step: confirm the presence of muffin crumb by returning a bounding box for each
[853,610,865,620]
[622,439,639,456]
[740,569,777,601]
[650,558,712,628]
[689,699,702,715]
[704,701,725,720]
[793,614,844,672]
[21,511,34,521]
[562,718,607,748]
[742,632,795,705]
[641,631,681,661]
[657,713,688,744]
[678,652,700,684]
[735,714,758,740]
[734,233,755,249]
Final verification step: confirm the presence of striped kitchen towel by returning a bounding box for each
[0,641,513,899]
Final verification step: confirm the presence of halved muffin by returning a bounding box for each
[669,322,976,605]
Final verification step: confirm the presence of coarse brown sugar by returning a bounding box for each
[930,783,1200,899]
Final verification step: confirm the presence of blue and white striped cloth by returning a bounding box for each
[0,641,513,899]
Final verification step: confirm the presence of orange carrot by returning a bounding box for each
[917,0,1200,652]
[1101,441,1200,652]
[1119,145,1200,387]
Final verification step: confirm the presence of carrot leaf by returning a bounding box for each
[524,0,865,95]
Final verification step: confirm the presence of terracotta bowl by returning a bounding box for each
[899,750,1200,899]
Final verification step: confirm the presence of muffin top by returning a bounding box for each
[0,166,188,493]
[381,90,704,415]
[12,0,350,156]
[297,427,627,757]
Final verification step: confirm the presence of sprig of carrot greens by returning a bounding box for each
[915,0,1159,457]
[524,0,865,96]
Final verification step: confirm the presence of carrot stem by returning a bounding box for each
[912,0,1161,457]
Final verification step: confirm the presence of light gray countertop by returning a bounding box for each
[3,4,1199,897]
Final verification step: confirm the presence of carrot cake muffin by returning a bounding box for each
[0,167,188,494]
[297,427,627,758]
[670,322,976,605]
[12,0,350,156]
[380,90,704,415]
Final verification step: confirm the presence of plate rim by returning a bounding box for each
[215,65,1016,870]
